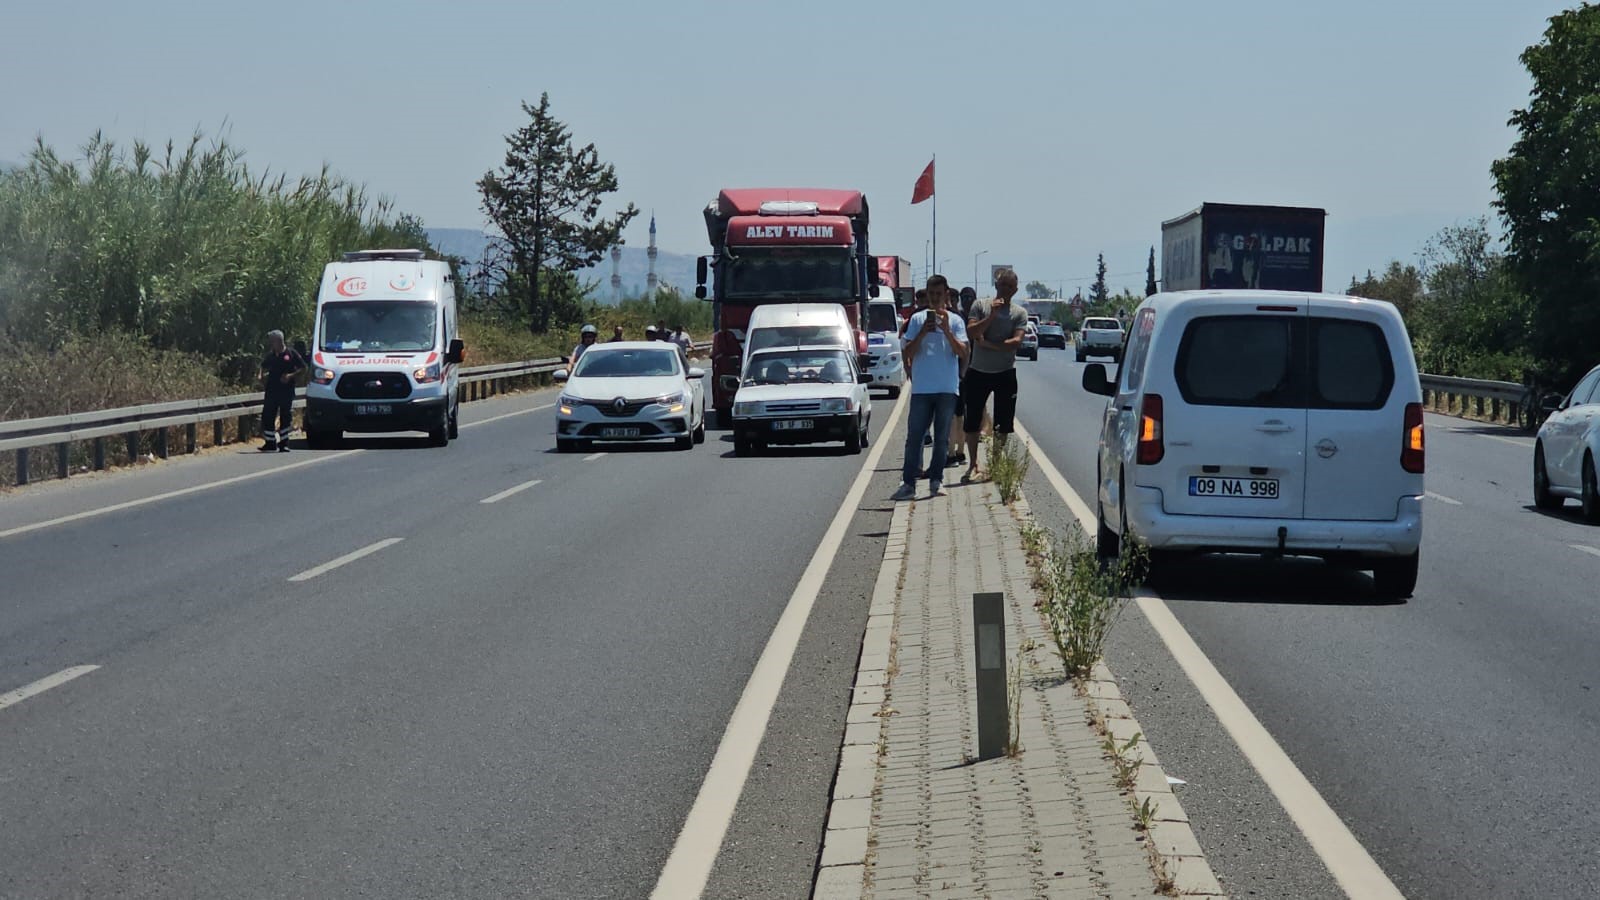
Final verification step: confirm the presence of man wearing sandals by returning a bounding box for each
[962,268,1028,482]
[892,275,969,501]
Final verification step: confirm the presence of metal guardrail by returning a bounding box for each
[1418,373,1533,430]
[0,343,710,486]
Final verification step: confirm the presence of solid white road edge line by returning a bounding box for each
[0,400,556,542]
[650,395,907,900]
[288,538,404,583]
[1424,491,1463,506]
[480,478,543,505]
[1013,418,1405,900]
[0,665,101,714]
[1570,544,1600,559]
[1477,432,1533,449]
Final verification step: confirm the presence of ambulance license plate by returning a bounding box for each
[354,404,392,416]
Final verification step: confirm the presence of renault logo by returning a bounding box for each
[613,397,627,412]
[1315,438,1339,458]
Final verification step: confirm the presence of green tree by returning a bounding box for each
[1024,279,1054,299]
[478,93,638,335]
[1145,246,1158,296]
[1346,260,1424,324]
[1492,5,1600,384]
[1089,253,1109,306]
[1411,220,1531,379]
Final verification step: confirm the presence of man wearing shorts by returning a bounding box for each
[962,269,1028,481]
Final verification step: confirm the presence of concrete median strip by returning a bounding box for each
[1013,417,1405,900]
[288,538,404,583]
[0,665,100,714]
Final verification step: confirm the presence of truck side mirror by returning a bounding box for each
[695,285,708,300]
[868,256,881,288]
[696,256,708,287]
[446,338,465,364]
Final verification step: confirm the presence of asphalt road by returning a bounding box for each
[0,388,898,899]
[1014,344,1600,899]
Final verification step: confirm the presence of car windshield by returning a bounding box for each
[320,301,437,352]
[723,246,854,300]
[573,347,681,378]
[747,323,852,352]
[1085,318,1121,330]
[744,350,853,385]
[867,304,899,333]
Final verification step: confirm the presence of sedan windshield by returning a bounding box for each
[724,247,853,300]
[320,301,438,352]
[573,347,681,378]
[744,350,853,385]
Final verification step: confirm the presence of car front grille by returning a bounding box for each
[577,398,655,417]
[767,401,823,414]
[336,371,412,399]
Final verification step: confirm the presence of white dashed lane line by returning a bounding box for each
[0,666,101,714]
[1570,544,1600,559]
[480,478,543,505]
[583,452,606,461]
[288,538,404,583]
[1425,491,1463,506]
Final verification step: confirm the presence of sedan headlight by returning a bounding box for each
[821,398,853,413]
[657,391,687,412]
[559,394,579,415]
[734,401,763,417]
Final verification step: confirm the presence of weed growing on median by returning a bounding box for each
[1104,731,1145,792]
[986,435,1030,504]
[1005,638,1035,757]
[1134,795,1160,832]
[1035,525,1148,679]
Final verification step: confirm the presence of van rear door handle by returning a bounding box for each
[1255,421,1294,434]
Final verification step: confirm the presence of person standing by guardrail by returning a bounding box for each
[962,268,1027,482]
[259,330,305,453]
[893,275,969,501]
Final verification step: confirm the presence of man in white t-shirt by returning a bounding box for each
[893,275,969,500]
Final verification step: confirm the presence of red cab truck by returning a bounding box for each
[876,255,914,318]
[696,188,875,419]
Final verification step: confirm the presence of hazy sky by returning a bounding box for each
[3,0,1553,295]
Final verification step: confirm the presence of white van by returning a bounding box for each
[865,292,906,396]
[304,249,464,448]
[1082,290,1424,597]
[741,303,855,372]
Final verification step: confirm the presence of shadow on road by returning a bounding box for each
[1522,502,1597,525]
[1149,553,1406,607]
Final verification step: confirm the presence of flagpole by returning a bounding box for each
[931,153,937,281]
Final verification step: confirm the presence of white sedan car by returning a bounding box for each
[1535,362,1600,520]
[554,342,707,451]
[725,346,872,456]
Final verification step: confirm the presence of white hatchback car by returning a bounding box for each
[1082,291,1425,597]
[1534,362,1600,520]
[553,343,707,451]
[725,345,873,455]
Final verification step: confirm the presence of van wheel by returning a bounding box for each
[1534,444,1562,510]
[306,429,336,450]
[447,400,460,440]
[1583,453,1600,524]
[1096,500,1120,561]
[1372,552,1420,599]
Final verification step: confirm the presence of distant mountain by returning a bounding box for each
[426,228,699,305]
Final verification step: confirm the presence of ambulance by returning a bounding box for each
[303,249,464,448]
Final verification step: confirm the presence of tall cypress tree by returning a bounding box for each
[1145,246,1158,296]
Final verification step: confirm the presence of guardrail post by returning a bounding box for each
[15,448,28,486]
[125,432,139,464]
[1491,398,1501,422]
[93,438,105,471]
[155,428,169,460]
[186,423,198,454]
[1475,396,1485,417]
[213,419,224,447]
[239,415,252,444]
[56,443,69,479]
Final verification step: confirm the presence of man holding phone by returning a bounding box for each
[893,275,969,500]
[962,268,1029,481]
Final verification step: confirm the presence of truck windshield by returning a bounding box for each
[724,246,853,300]
[320,301,437,352]
[744,349,854,385]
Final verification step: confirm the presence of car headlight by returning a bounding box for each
[559,394,579,415]
[821,398,852,413]
[734,401,762,417]
[312,367,336,385]
[657,391,687,412]
[413,363,442,384]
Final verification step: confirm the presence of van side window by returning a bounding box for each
[1174,316,1303,408]
[1119,309,1156,393]
[1311,319,1394,409]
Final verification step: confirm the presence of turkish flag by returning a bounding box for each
[911,159,934,204]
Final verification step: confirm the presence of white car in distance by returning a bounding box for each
[725,346,873,456]
[554,343,707,451]
[865,295,905,396]
[1534,362,1600,520]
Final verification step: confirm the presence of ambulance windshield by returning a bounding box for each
[320,301,438,352]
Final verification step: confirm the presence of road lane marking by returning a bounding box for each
[288,538,403,582]
[1571,544,1600,559]
[1424,491,1462,506]
[0,665,100,714]
[582,452,605,461]
[1015,416,1406,900]
[460,402,554,430]
[1476,432,1533,449]
[0,399,555,542]
[651,394,908,899]
[0,450,363,541]
[480,478,542,505]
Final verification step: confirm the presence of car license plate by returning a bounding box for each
[600,427,640,438]
[773,419,813,431]
[354,404,392,416]
[1189,476,1279,499]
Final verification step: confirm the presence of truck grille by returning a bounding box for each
[336,372,412,400]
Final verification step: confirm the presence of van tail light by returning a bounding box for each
[1137,394,1165,465]
[1402,402,1425,474]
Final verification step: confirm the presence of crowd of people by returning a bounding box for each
[571,321,694,367]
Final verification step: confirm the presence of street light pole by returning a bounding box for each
[974,249,989,295]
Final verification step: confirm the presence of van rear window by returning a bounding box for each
[1174,315,1393,409]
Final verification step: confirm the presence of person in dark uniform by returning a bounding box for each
[259,330,305,452]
